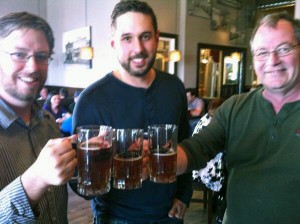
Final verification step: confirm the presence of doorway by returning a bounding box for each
[196,43,247,99]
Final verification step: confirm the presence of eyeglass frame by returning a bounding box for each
[0,50,53,65]
[252,43,300,61]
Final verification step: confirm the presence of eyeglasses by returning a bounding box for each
[253,43,300,61]
[0,50,53,65]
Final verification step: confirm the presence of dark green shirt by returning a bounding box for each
[180,87,300,224]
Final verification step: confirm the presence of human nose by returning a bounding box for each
[266,51,281,64]
[24,56,39,70]
[133,38,144,52]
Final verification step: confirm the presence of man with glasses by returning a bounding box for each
[0,12,77,223]
[177,11,300,223]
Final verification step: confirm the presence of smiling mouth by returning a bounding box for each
[132,58,144,63]
[19,77,39,86]
[20,76,38,83]
[265,68,286,74]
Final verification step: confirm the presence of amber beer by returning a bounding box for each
[113,151,143,189]
[148,124,178,184]
[149,150,177,183]
[112,129,144,190]
[76,125,113,196]
[77,143,112,196]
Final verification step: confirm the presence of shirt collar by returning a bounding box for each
[0,99,45,129]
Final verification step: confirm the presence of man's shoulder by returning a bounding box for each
[81,73,115,96]
[155,70,185,90]
[221,88,262,111]
[156,70,180,81]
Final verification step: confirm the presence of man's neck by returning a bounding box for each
[262,88,300,113]
[1,96,32,123]
[113,68,156,89]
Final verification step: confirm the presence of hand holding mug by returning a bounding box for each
[21,136,77,207]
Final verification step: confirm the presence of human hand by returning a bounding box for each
[23,136,77,188]
[142,139,149,181]
[21,136,77,207]
[56,117,62,124]
[168,199,187,219]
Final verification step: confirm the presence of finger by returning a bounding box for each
[168,206,176,218]
[175,204,186,219]
[141,166,149,181]
[52,138,74,155]
[59,149,77,166]
[175,208,183,219]
[68,134,77,143]
[63,157,78,181]
[55,151,77,184]
[46,137,72,148]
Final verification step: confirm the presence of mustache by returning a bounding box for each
[129,52,148,60]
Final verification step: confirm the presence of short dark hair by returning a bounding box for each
[250,11,300,52]
[186,88,197,96]
[0,11,55,54]
[59,87,68,98]
[44,90,58,106]
[111,0,158,34]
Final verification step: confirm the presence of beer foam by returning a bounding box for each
[114,155,142,161]
[152,151,177,156]
[79,143,100,150]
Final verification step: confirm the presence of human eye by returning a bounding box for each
[35,53,48,62]
[11,52,27,60]
[141,33,151,41]
[255,50,268,58]
[276,45,292,56]
[122,35,132,42]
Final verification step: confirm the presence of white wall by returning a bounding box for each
[0,0,253,89]
[47,0,119,88]
[182,2,250,88]
[46,0,178,88]
[0,0,41,16]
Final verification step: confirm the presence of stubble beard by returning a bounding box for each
[0,69,42,102]
[4,84,40,102]
[120,52,156,77]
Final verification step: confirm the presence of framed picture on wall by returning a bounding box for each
[229,17,246,44]
[217,0,242,9]
[63,26,92,69]
[210,8,230,31]
[187,0,212,19]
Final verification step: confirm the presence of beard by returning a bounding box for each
[4,85,39,102]
[0,69,42,102]
[119,52,156,77]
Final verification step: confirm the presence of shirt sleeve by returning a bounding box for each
[175,172,193,206]
[0,177,36,223]
[175,86,193,206]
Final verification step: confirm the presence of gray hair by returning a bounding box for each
[250,11,300,52]
[0,11,55,54]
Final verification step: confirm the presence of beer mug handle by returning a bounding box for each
[69,169,79,181]
[70,138,79,181]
